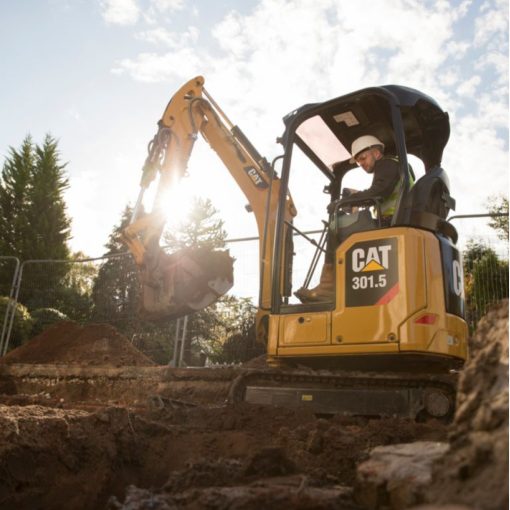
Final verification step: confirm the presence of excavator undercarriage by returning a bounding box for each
[230,367,457,421]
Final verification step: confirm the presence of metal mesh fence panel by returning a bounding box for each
[453,215,509,332]
[7,254,177,362]
[224,238,260,300]
[3,214,508,360]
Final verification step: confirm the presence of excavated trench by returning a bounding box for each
[0,372,447,508]
[0,310,506,510]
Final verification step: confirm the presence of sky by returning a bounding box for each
[0,0,508,274]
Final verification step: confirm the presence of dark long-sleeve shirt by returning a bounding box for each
[354,157,400,201]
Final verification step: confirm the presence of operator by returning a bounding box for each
[346,134,402,227]
[295,135,408,303]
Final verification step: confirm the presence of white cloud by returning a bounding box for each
[439,69,460,88]
[475,50,509,86]
[474,0,508,47]
[100,0,140,25]
[446,40,470,59]
[142,0,184,23]
[445,113,508,216]
[136,26,198,47]
[456,75,481,97]
[474,92,509,129]
[455,0,474,19]
[150,0,183,13]
[112,48,204,82]
[107,0,508,242]
[65,107,82,122]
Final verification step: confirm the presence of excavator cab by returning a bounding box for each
[264,85,467,371]
[233,86,469,419]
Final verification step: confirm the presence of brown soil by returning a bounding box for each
[1,321,155,367]
[0,401,445,510]
[0,302,506,510]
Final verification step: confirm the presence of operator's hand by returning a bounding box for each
[327,189,360,214]
[327,200,340,214]
[342,188,358,197]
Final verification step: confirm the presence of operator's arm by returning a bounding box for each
[353,159,400,201]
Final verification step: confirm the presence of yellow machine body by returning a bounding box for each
[267,227,467,363]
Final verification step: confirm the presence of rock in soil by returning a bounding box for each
[354,441,449,510]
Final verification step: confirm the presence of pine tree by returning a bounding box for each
[0,138,33,295]
[163,197,227,250]
[26,135,71,260]
[0,135,72,309]
[0,136,34,257]
[92,197,247,365]
[92,205,175,362]
[92,205,140,323]
[162,197,231,365]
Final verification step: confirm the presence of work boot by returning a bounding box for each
[294,263,335,303]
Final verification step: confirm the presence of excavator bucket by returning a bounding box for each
[137,246,234,320]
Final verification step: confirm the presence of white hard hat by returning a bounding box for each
[349,135,385,163]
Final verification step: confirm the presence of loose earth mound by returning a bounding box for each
[1,321,154,367]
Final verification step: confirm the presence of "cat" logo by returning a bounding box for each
[244,166,268,189]
[351,245,392,273]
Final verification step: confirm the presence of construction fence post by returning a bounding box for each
[0,257,21,355]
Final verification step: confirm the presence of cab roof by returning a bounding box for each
[282,85,450,173]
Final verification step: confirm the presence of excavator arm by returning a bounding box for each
[122,76,296,320]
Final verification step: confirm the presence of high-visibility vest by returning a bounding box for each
[380,156,415,217]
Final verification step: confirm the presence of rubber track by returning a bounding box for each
[228,368,458,417]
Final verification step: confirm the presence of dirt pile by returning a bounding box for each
[0,321,155,367]
[425,300,508,509]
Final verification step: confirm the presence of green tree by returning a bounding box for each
[0,137,34,290]
[463,240,509,331]
[91,197,251,366]
[487,195,509,240]
[30,307,69,337]
[26,136,71,260]
[163,197,230,365]
[52,251,96,322]
[209,296,262,364]
[91,205,177,364]
[163,197,227,249]
[0,136,33,256]
[0,135,72,309]
[92,205,139,323]
[0,297,33,351]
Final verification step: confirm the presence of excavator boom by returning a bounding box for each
[122,76,294,320]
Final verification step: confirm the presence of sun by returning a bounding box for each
[161,178,195,230]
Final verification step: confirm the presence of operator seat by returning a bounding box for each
[400,165,457,242]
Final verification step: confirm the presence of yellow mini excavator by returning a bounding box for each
[123,76,468,420]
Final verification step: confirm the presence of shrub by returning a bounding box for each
[30,307,69,337]
[0,296,33,352]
